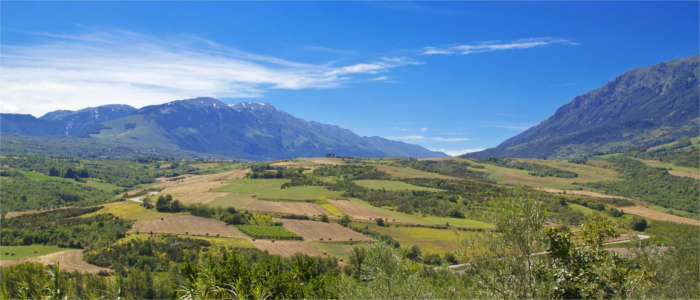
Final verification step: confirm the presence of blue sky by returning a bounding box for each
[1,2,698,155]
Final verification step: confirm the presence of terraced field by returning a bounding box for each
[246,199,333,217]
[133,215,249,238]
[278,219,371,242]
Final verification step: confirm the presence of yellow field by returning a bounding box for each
[473,158,621,190]
[636,159,700,180]
[80,201,187,221]
[366,224,484,254]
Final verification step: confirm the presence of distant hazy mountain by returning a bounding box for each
[1,98,445,160]
[466,55,700,159]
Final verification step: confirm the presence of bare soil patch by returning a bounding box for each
[277,219,371,242]
[252,240,324,257]
[247,200,332,217]
[620,205,700,226]
[152,169,248,205]
[669,170,700,180]
[133,215,248,238]
[327,199,389,221]
[0,250,109,274]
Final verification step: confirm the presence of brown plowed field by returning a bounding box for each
[538,188,699,226]
[133,215,248,238]
[278,219,371,242]
[251,240,323,257]
[247,200,332,217]
[152,169,249,205]
[620,205,700,226]
[0,250,109,274]
[327,199,389,221]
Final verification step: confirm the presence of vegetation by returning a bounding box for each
[481,157,579,178]
[236,225,303,240]
[585,157,699,213]
[354,179,444,192]
[393,158,488,179]
[0,207,131,249]
[0,245,66,260]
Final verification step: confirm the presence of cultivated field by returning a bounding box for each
[133,215,249,238]
[278,219,371,242]
[0,250,109,274]
[327,199,390,221]
[636,158,700,180]
[620,205,700,226]
[212,178,342,202]
[365,224,484,254]
[354,179,444,192]
[236,225,302,240]
[246,199,333,217]
[81,201,186,221]
[152,169,249,204]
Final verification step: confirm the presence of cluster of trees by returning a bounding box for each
[482,157,579,178]
[0,207,131,249]
[153,194,183,212]
[0,172,115,213]
[585,157,699,213]
[0,155,198,188]
[84,235,211,274]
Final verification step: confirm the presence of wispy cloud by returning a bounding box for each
[386,135,470,142]
[0,30,418,116]
[422,37,579,55]
[431,148,484,157]
[432,137,470,142]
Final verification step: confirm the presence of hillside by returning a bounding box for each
[1,98,445,160]
[467,55,700,159]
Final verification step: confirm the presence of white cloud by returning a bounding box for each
[431,148,484,157]
[432,137,470,142]
[386,135,470,143]
[422,37,578,55]
[419,127,429,132]
[0,30,418,117]
[387,135,425,141]
[371,76,390,81]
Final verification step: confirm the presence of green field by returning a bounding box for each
[354,179,444,192]
[365,224,483,254]
[346,198,494,229]
[0,245,67,260]
[237,225,303,240]
[312,241,369,260]
[213,178,342,202]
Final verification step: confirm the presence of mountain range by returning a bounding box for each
[466,55,699,159]
[1,98,445,160]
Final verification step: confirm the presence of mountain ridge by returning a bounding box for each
[1,97,446,160]
[466,55,700,159]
